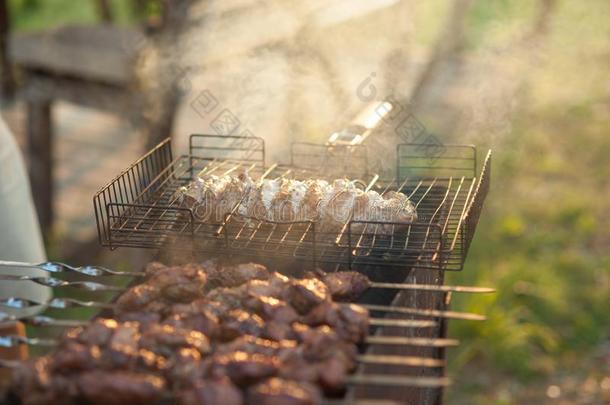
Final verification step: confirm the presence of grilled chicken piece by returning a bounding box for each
[73,318,117,347]
[242,295,299,324]
[263,320,299,341]
[243,272,290,299]
[50,342,101,373]
[178,378,244,405]
[147,263,207,302]
[206,287,246,312]
[77,371,165,405]
[247,378,321,405]
[299,325,357,370]
[163,307,220,339]
[163,347,203,388]
[287,278,330,315]
[144,261,167,277]
[115,311,162,326]
[115,284,161,313]
[10,357,78,405]
[304,302,369,344]
[139,324,211,357]
[219,310,265,341]
[208,351,279,386]
[216,335,296,357]
[320,271,372,301]
[206,262,269,288]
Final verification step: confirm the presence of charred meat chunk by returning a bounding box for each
[115,284,160,313]
[219,310,265,341]
[76,371,165,405]
[321,271,371,301]
[304,302,369,344]
[51,342,101,373]
[10,357,78,405]
[139,324,210,357]
[72,318,117,347]
[247,378,321,405]
[287,278,329,315]
[208,351,279,386]
[178,378,243,405]
[163,308,220,339]
[206,262,269,288]
[242,295,299,324]
[147,263,207,302]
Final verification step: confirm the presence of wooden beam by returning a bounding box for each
[0,0,15,100]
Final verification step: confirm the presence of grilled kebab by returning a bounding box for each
[6,262,382,405]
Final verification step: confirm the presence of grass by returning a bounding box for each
[443,1,610,401]
[8,0,135,31]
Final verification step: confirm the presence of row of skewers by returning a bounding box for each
[0,261,492,405]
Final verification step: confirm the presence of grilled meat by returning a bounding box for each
[208,351,279,386]
[304,302,369,344]
[139,324,211,357]
[287,278,330,315]
[77,371,165,405]
[115,284,161,313]
[179,378,244,405]
[247,378,321,405]
[206,262,269,288]
[11,262,377,405]
[320,271,372,301]
[219,310,265,341]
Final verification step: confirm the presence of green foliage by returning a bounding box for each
[8,0,136,31]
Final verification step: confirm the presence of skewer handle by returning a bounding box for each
[0,313,88,328]
[0,261,142,277]
[0,297,113,310]
[0,276,125,292]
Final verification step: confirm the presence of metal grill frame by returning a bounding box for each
[93,135,491,271]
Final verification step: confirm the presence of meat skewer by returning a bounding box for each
[0,313,87,328]
[2,262,484,405]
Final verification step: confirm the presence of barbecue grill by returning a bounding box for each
[93,134,490,271]
[1,126,492,405]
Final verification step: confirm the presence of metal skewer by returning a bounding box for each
[0,276,125,292]
[369,318,436,328]
[0,335,57,348]
[0,313,88,328]
[370,282,495,294]
[0,261,143,277]
[365,336,459,348]
[347,374,451,388]
[0,297,113,310]
[323,400,402,405]
[356,354,443,368]
[0,333,444,369]
[363,304,486,321]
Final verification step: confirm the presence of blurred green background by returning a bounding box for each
[6,0,610,404]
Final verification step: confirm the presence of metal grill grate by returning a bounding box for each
[94,135,491,270]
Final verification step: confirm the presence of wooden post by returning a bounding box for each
[96,0,113,23]
[26,100,54,238]
[0,0,15,100]
[0,321,28,383]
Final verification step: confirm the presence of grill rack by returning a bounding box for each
[0,260,492,405]
[94,135,490,270]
